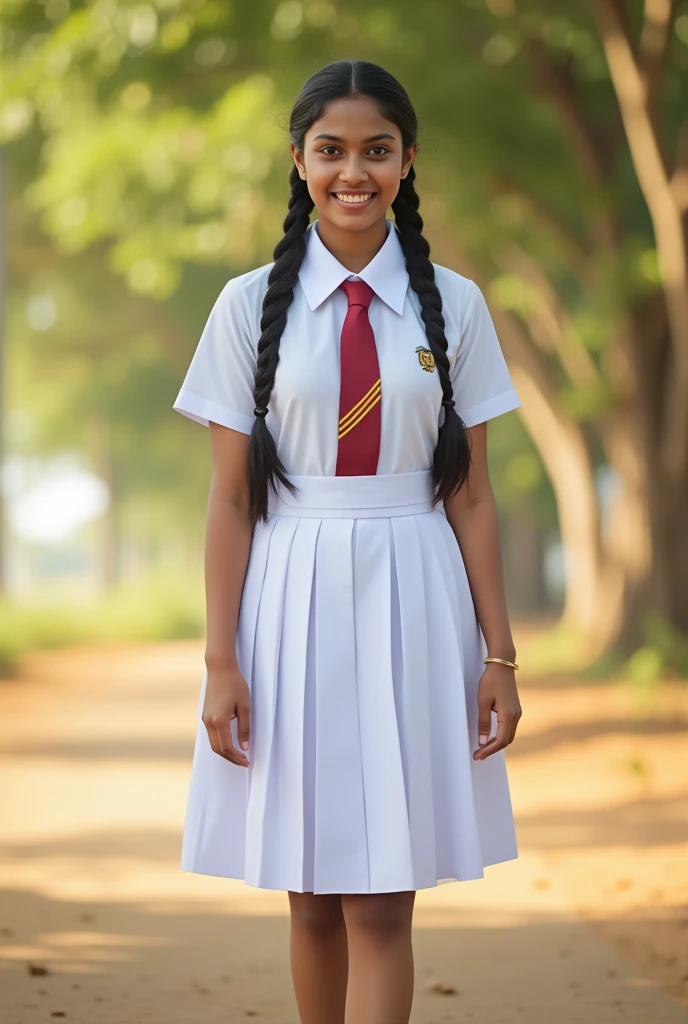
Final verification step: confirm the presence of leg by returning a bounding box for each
[287,890,348,1024]
[341,890,416,1024]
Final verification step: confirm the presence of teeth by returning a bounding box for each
[335,193,373,203]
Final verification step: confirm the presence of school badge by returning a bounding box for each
[415,346,435,372]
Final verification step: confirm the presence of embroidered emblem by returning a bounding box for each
[416,346,435,372]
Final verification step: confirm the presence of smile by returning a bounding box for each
[331,192,377,207]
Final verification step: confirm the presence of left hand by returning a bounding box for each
[472,661,522,760]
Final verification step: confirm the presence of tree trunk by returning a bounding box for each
[594,0,688,491]
[509,366,627,657]
[431,206,687,662]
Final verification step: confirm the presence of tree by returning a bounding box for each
[390,0,688,659]
[2,0,686,662]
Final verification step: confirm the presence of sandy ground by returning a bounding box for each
[1,637,687,1023]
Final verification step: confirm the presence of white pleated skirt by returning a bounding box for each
[180,468,518,894]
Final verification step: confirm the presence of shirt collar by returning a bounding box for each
[298,217,409,315]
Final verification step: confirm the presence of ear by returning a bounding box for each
[290,144,307,180]
[401,142,419,179]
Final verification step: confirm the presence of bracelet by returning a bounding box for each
[484,656,519,670]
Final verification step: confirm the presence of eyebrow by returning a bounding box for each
[311,133,397,143]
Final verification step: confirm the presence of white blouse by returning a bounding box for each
[173,218,521,476]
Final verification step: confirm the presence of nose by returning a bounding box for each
[338,154,369,185]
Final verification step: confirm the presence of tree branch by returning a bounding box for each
[592,0,688,487]
[490,173,600,286]
[495,241,603,391]
[669,115,688,213]
[592,0,670,181]
[527,39,621,252]
[639,0,679,110]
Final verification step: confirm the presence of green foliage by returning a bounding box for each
[577,643,626,681]
[633,611,688,679]
[514,618,592,677]
[626,645,664,686]
[0,568,205,677]
[3,0,687,648]
[575,611,688,684]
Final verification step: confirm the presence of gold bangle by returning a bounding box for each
[484,656,519,670]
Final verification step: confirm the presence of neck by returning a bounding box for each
[315,215,389,275]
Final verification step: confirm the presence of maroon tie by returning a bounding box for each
[335,280,381,476]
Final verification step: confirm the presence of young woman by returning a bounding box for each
[173,59,523,1024]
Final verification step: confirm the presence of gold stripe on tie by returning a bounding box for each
[339,378,381,430]
[338,387,381,440]
[338,381,381,436]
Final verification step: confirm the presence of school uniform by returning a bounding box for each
[173,217,522,894]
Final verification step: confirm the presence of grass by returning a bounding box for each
[516,614,688,684]
[2,579,686,687]
[0,571,205,677]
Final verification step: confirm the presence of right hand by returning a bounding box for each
[201,664,251,768]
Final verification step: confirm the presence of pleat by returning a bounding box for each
[434,515,519,867]
[301,575,317,892]
[237,516,280,696]
[183,498,518,890]
[348,518,413,891]
[389,515,438,887]
[244,514,300,887]
[181,514,279,878]
[433,514,483,728]
[256,516,322,890]
[414,511,486,879]
[311,517,370,894]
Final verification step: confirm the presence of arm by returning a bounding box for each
[201,421,254,767]
[443,421,522,760]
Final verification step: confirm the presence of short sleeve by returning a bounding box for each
[172,277,257,434]
[449,279,521,428]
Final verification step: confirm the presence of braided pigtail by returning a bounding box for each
[248,165,314,524]
[392,166,472,505]
[256,59,469,513]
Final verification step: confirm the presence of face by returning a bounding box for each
[291,95,418,230]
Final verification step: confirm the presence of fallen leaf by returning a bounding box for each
[426,979,458,995]
[27,963,50,976]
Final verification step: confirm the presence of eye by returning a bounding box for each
[318,145,391,156]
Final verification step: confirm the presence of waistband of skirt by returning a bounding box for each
[267,468,438,519]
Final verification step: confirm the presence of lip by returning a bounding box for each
[331,191,377,210]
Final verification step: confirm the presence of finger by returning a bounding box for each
[473,735,502,759]
[476,694,494,751]
[203,719,223,757]
[474,712,513,760]
[214,717,250,767]
[235,701,251,753]
[508,707,522,745]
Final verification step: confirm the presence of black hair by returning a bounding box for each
[248,59,472,524]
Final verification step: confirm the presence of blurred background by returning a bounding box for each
[1,3,688,1023]
[2,0,688,680]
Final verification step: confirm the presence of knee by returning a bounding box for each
[288,892,344,937]
[341,892,415,939]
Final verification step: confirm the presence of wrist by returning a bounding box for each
[205,650,239,672]
[486,646,517,662]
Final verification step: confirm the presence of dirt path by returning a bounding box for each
[1,640,687,1023]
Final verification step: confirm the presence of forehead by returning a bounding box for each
[306,97,400,142]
